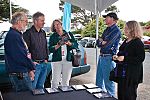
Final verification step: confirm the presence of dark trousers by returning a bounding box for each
[118,79,138,100]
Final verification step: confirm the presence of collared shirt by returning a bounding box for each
[23,26,48,61]
[4,27,35,73]
[97,24,121,55]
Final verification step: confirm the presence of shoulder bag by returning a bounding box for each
[72,49,81,67]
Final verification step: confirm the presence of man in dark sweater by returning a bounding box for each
[4,12,35,92]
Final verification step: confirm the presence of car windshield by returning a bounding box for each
[89,40,94,42]
[0,31,7,39]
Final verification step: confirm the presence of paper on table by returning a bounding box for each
[83,83,98,89]
[93,92,112,99]
[58,86,73,92]
[86,88,104,94]
[72,85,86,90]
[32,89,45,95]
[45,88,59,93]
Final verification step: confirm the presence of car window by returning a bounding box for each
[89,40,93,42]
[0,31,7,39]
[84,39,88,42]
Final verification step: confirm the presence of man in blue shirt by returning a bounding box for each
[4,12,35,92]
[96,12,121,96]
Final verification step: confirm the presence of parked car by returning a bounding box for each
[79,37,96,48]
[0,31,90,89]
[73,34,82,41]
[92,40,97,48]
[141,36,150,49]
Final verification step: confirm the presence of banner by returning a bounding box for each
[62,2,71,32]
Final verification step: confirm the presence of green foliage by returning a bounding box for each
[139,22,147,26]
[59,1,95,27]
[117,20,126,39]
[71,29,82,35]
[0,0,29,20]
[144,32,150,37]
[105,5,119,13]
[81,17,126,38]
[145,21,150,26]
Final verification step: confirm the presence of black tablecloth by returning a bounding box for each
[2,90,117,100]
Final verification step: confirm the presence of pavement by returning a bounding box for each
[70,48,150,100]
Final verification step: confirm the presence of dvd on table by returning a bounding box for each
[72,85,86,90]
[83,83,98,89]
[58,86,73,92]
[93,92,112,99]
[86,88,104,94]
[32,89,45,95]
[45,88,59,93]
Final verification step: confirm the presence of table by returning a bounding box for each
[2,90,117,100]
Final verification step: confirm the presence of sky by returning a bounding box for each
[12,0,150,27]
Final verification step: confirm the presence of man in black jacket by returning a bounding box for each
[23,12,48,89]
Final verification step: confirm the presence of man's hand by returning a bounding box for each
[44,60,48,63]
[33,62,39,65]
[29,70,35,81]
[102,41,107,45]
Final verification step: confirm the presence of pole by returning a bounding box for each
[9,0,12,20]
[95,0,99,68]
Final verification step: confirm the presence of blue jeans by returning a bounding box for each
[96,55,116,96]
[32,62,47,89]
[9,72,32,92]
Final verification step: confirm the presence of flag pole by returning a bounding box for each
[9,0,12,20]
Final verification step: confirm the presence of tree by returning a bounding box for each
[81,18,125,38]
[59,2,119,30]
[0,0,29,20]
[105,5,119,13]
[81,17,106,37]
[59,1,95,28]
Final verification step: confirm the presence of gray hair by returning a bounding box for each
[32,12,44,21]
[11,12,26,25]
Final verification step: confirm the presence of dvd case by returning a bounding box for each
[93,92,112,99]
[45,88,59,93]
[72,85,86,90]
[86,88,103,94]
[32,89,45,95]
[83,83,98,89]
[58,86,73,92]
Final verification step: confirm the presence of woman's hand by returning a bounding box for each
[55,44,61,50]
[65,41,72,46]
[117,56,124,61]
[112,55,124,62]
[113,55,118,60]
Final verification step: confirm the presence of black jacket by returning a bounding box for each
[23,26,49,61]
[117,38,145,85]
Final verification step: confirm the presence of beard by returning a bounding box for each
[21,25,27,32]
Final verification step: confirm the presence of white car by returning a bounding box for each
[141,36,150,49]
[74,34,82,40]
[80,37,96,48]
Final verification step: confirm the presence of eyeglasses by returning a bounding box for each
[21,20,28,23]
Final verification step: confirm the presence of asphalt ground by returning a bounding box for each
[70,48,150,100]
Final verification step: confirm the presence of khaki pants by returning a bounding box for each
[51,60,72,88]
